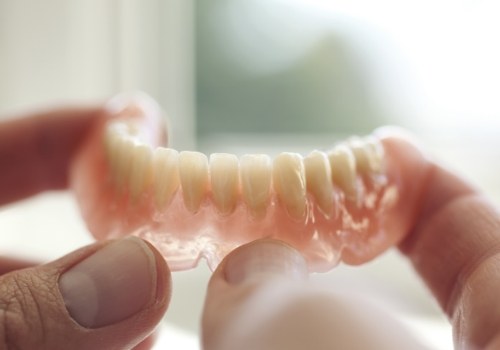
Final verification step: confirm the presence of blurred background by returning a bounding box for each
[1,0,500,348]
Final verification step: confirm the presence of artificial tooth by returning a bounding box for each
[273,152,307,220]
[122,120,142,137]
[179,151,209,213]
[304,150,335,216]
[363,135,384,172]
[210,153,239,216]
[152,147,180,209]
[348,137,372,174]
[128,144,153,201]
[328,144,358,201]
[115,137,136,191]
[240,154,272,219]
[348,136,384,174]
[106,121,130,138]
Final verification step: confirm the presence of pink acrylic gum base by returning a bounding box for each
[70,99,430,272]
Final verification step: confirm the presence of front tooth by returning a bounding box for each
[128,144,153,201]
[304,150,335,216]
[210,153,239,215]
[152,147,180,209]
[115,137,136,191]
[273,152,307,220]
[240,154,272,219]
[179,151,209,213]
[328,144,358,201]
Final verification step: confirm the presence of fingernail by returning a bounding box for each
[59,237,158,328]
[224,240,308,284]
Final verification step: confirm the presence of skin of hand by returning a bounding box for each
[0,106,171,350]
[201,137,500,350]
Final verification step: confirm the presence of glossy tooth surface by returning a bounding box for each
[328,144,358,201]
[304,150,335,216]
[115,137,136,191]
[179,151,209,213]
[210,153,239,215]
[363,135,385,172]
[128,144,153,201]
[348,136,384,174]
[152,147,180,209]
[240,154,272,219]
[273,152,307,220]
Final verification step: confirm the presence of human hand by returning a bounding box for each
[0,107,171,349]
[201,138,500,350]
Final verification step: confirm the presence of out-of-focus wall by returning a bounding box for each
[0,1,115,110]
[0,0,195,149]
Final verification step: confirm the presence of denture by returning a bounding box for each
[70,95,429,272]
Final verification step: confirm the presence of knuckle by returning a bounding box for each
[0,271,55,349]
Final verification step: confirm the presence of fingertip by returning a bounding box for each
[202,240,308,349]
[142,238,172,310]
[219,239,308,285]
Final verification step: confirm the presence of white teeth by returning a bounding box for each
[129,144,153,201]
[328,144,358,201]
[210,153,239,216]
[179,151,209,213]
[106,121,130,138]
[115,137,136,191]
[273,152,307,220]
[348,137,372,174]
[152,147,180,209]
[348,136,384,174]
[105,121,384,215]
[240,154,272,219]
[304,150,335,216]
[363,135,384,172]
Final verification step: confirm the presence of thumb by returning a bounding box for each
[0,237,171,350]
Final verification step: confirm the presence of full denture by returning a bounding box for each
[70,94,429,272]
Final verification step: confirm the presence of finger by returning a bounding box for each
[0,257,37,275]
[390,135,500,348]
[0,106,104,205]
[202,239,307,350]
[0,237,171,350]
[202,239,425,350]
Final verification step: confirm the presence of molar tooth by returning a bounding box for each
[273,152,307,220]
[120,120,142,137]
[115,137,136,191]
[240,154,272,219]
[107,121,130,137]
[210,153,239,216]
[179,151,209,213]
[328,144,358,201]
[152,147,180,209]
[304,150,335,217]
[363,135,385,172]
[348,136,372,174]
[129,144,153,201]
[348,136,384,174]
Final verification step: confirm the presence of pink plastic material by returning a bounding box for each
[70,96,430,272]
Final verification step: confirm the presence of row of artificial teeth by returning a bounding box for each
[105,123,384,220]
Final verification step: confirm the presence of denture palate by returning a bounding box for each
[71,98,415,273]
